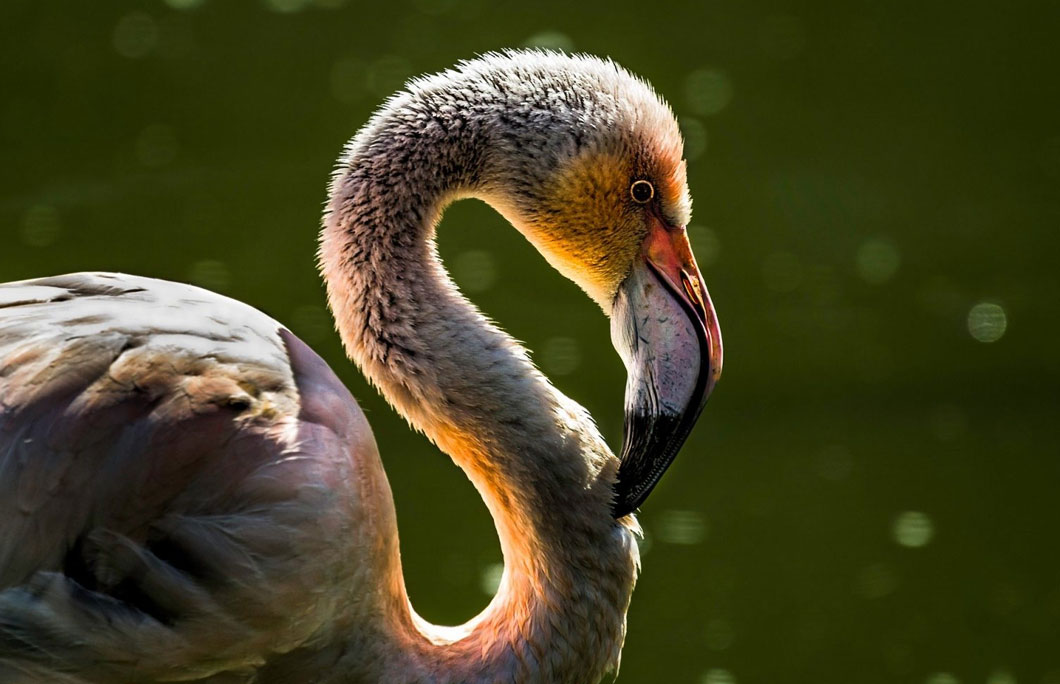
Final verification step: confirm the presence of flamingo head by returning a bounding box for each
[479,53,725,518]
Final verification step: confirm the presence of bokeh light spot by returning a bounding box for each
[685,68,733,116]
[967,302,1007,343]
[925,673,959,684]
[113,12,159,59]
[163,0,205,9]
[20,205,62,248]
[523,31,574,52]
[187,260,231,293]
[893,511,934,548]
[656,509,707,545]
[856,237,901,284]
[452,249,497,293]
[986,670,1017,684]
[263,0,311,12]
[701,668,736,684]
[541,337,581,376]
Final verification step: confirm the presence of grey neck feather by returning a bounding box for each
[320,56,639,683]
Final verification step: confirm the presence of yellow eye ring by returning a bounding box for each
[630,179,654,204]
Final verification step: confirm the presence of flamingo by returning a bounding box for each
[0,51,722,683]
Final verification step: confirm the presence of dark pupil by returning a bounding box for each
[632,181,652,202]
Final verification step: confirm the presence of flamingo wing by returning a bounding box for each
[0,273,380,683]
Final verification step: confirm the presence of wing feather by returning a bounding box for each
[0,273,373,683]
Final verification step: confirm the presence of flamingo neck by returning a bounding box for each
[319,92,639,683]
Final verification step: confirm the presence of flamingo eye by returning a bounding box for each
[630,180,654,204]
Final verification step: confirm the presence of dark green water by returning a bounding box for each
[2,1,1058,682]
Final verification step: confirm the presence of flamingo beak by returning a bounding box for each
[609,218,723,518]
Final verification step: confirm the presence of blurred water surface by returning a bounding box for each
[2,1,1058,682]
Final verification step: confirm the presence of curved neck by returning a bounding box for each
[319,92,638,683]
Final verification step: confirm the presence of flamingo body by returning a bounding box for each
[0,272,392,682]
[0,51,723,683]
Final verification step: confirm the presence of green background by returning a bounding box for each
[2,1,1057,682]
